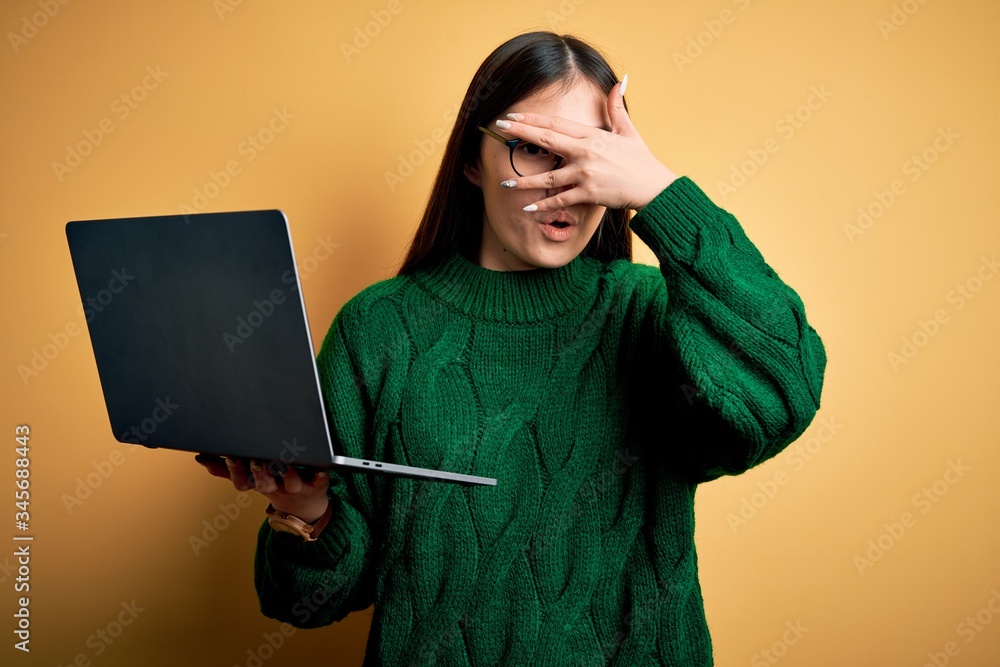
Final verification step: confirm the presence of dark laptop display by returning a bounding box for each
[65,210,496,487]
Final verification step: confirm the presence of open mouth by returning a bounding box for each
[540,211,576,228]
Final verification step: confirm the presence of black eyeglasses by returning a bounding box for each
[477,125,564,177]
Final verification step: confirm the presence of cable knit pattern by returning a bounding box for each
[252,176,827,666]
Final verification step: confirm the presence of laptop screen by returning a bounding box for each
[66,210,336,467]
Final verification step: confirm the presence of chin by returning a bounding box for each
[527,248,580,270]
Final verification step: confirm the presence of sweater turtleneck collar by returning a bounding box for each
[410,250,601,323]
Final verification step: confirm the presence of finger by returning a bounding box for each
[501,111,594,140]
[495,115,590,158]
[225,457,254,491]
[195,453,231,479]
[307,468,330,488]
[500,161,577,193]
[279,465,303,494]
[607,76,636,137]
[522,184,593,214]
[249,459,279,494]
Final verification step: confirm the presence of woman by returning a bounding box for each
[199,31,826,665]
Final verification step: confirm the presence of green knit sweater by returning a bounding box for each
[253,176,827,666]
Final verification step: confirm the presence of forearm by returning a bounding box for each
[253,493,375,628]
[630,177,828,480]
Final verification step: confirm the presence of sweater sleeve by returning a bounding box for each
[626,176,827,484]
[252,306,377,627]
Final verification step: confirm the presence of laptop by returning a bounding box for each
[65,209,497,487]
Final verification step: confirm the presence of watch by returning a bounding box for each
[266,501,333,542]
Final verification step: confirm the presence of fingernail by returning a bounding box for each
[500,179,517,188]
[523,204,538,212]
[619,73,628,97]
[506,113,524,121]
[495,119,512,130]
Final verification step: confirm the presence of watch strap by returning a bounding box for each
[266,500,333,542]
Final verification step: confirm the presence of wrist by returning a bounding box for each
[270,497,329,524]
[634,166,678,211]
[266,499,334,542]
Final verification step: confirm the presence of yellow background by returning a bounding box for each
[2,0,998,665]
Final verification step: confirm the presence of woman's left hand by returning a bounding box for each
[497,76,678,212]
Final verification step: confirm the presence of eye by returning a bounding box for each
[517,142,550,156]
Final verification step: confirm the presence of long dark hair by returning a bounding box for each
[396,31,632,276]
